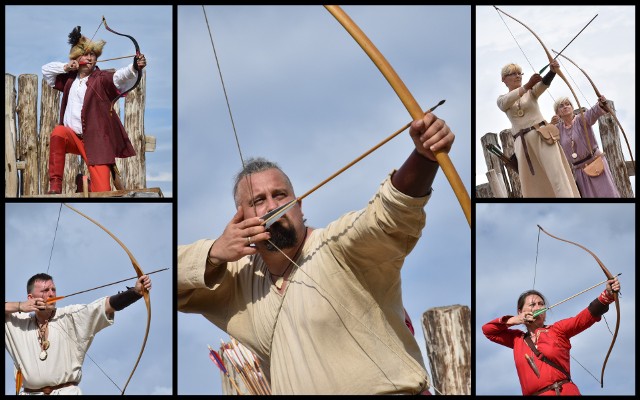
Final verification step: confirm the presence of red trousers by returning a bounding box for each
[49,126,111,192]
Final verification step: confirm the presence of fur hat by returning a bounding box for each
[68,26,106,59]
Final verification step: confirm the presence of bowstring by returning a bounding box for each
[535,225,614,383]
[201,6,257,217]
[46,204,63,274]
[494,7,556,104]
[42,204,125,393]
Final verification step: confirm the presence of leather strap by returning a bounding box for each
[524,333,571,381]
[23,381,78,395]
[531,379,570,396]
[513,120,546,176]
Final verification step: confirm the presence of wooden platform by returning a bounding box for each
[23,187,164,198]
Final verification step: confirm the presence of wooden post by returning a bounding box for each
[498,129,522,198]
[487,169,508,197]
[119,69,147,189]
[5,74,19,197]
[598,100,634,197]
[17,74,39,196]
[422,305,471,395]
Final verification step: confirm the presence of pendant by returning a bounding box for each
[42,340,50,350]
[516,109,524,117]
[572,152,578,159]
[274,277,284,290]
[39,350,48,361]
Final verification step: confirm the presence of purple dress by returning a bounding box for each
[556,104,620,198]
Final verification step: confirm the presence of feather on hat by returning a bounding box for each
[68,26,106,59]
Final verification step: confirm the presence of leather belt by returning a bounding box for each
[531,379,570,396]
[513,121,546,175]
[23,381,78,395]
[572,148,600,167]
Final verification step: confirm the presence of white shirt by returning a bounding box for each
[5,297,114,391]
[41,62,139,135]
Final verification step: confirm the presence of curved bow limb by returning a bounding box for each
[101,16,142,111]
[494,6,593,155]
[63,203,150,395]
[324,5,471,227]
[551,50,635,172]
[537,224,619,388]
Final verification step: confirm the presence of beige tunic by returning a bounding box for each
[178,176,431,394]
[5,297,113,394]
[497,82,580,198]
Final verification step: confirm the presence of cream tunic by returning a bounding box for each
[5,297,113,393]
[178,176,431,394]
[497,82,579,198]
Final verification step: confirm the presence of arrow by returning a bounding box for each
[261,99,446,228]
[538,14,598,74]
[45,267,169,304]
[532,272,621,317]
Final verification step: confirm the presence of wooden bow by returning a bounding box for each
[64,203,151,395]
[537,225,619,388]
[101,16,143,111]
[494,6,593,156]
[325,6,471,227]
[551,50,635,172]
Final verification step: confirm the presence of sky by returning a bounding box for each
[177,5,471,395]
[4,5,173,197]
[475,5,635,194]
[4,203,173,395]
[476,203,635,395]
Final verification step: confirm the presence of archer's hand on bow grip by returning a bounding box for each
[408,112,455,162]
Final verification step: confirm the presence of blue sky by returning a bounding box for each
[177,5,471,395]
[4,5,173,197]
[476,203,635,395]
[5,203,173,395]
[475,5,635,194]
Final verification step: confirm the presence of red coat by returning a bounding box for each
[54,67,136,165]
[482,307,601,395]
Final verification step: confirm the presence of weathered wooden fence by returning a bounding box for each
[5,70,158,197]
[477,101,634,198]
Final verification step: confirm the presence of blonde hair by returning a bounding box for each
[501,63,522,79]
[553,96,572,113]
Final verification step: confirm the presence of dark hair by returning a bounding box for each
[516,289,546,312]
[27,273,54,294]
[232,157,293,205]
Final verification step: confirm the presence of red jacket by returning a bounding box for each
[482,307,602,395]
[54,67,136,165]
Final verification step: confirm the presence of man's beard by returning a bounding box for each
[265,220,298,252]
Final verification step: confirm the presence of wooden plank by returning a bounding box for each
[23,187,164,198]
[5,73,18,197]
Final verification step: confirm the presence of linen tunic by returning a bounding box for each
[497,82,579,198]
[5,297,113,393]
[178,176,431,394]
[556,103,620,198]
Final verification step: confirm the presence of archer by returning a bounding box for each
[482,276,620,395]
[5,272,152,395]
[42,25,146,194]
[178,111,454,394]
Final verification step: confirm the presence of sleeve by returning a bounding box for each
[482,316,521,349]
[113,64,139,92]
[583,102,607,126]
[550,306,599,340]
[42,62,67,87]
[177,239,232,314]
[497,88,521,112]
[324,175,430,272]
